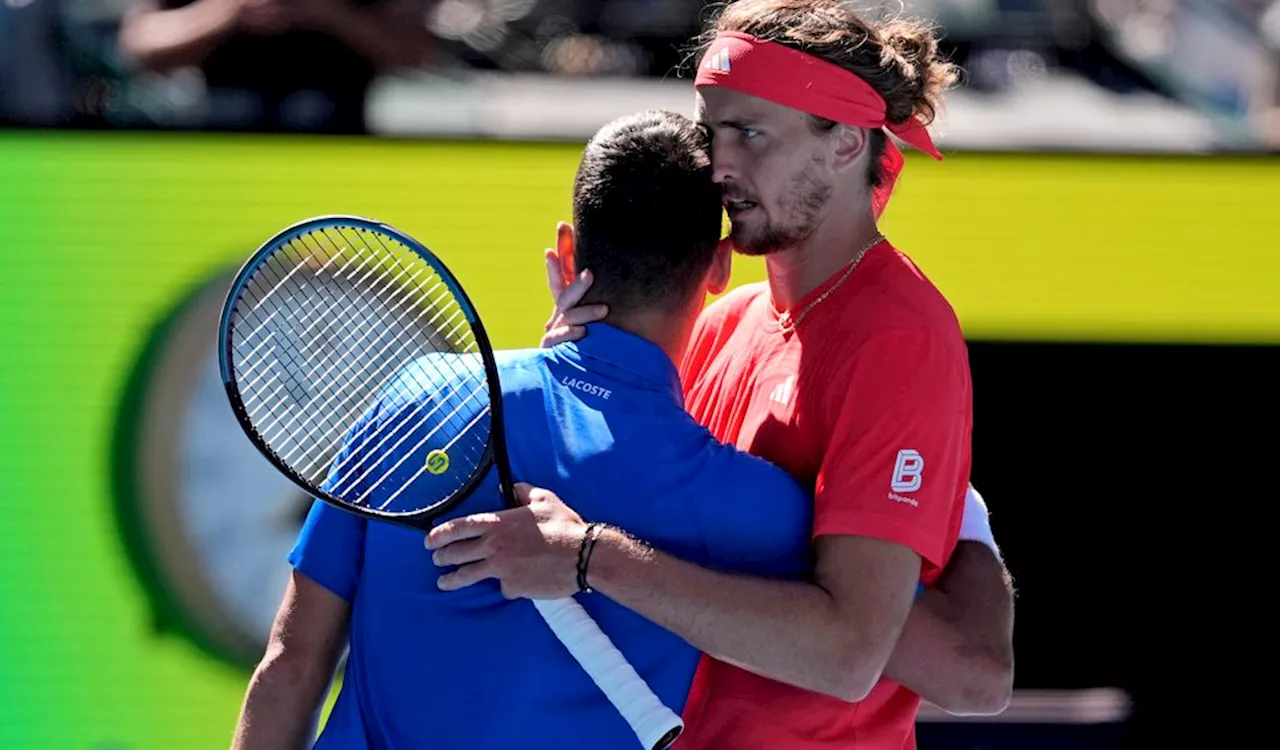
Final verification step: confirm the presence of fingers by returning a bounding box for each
[511,482,554,506]
[542,301,606,335]
[545,248,566,300]
[541,253,607,348]
[543,256,604,338]
[540,325,587,347]
[514,483,562,507]
[424,512,500,550]
[437,561,495,591]
[556,269,594,314]
[512,482,536,506]
[559,303,609,327]
[430,537,490,567]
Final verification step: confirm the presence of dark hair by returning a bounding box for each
[572,110,723,315]
[698,0,960,188]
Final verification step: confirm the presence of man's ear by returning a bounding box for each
[556,221,577,287]
[708,237,733,295]
[830,125,871,175]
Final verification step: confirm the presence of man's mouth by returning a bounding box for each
[725,199,758,215]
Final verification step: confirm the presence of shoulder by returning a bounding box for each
[860,245,964,339]
[385,348,551,392]
[808,249,972,410]
[659,393,803,501]
[370,349,552,424]
[716,441,808,499]
[494,347,553,391]
[687,438,812,574]
[374,353,479,413]
[815,246,966,373]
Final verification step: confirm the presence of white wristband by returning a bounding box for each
[959,484,1001,559]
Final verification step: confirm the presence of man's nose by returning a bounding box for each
[711,139,737,185]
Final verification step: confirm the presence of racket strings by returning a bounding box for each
[229,225,493,513]
[237,230,476,453]
[236,240,488,501]
[366,377,492,510]
[237,235,436,409]
[315,229,493,490]
[235,242,422,471]
[242,235,456,470]
[238,233,460,455]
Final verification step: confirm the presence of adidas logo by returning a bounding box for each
[703,47,731,73]
[769,375,795,406]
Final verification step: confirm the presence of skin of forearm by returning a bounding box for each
[586,529,894,702]
[883,543,1015,714]
[232,646,336,750]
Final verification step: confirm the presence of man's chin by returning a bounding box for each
[730,232,786,257]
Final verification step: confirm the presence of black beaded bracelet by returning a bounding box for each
[575,522,606,593]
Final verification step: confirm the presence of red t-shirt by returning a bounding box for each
[676,241,973,749]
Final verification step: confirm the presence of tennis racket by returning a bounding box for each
[217,215,683,750]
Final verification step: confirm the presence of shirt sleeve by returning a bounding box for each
[813,330,971,575]
[695,449,814,579]
[286,407,376,602]
[288,499,367,602]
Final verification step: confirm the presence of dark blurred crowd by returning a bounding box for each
[1,0,1276,145]
[2,0,435,132]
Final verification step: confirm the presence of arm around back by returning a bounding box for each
[584,525,919,702]
[584,327,972,702]
[884,540,1015,715]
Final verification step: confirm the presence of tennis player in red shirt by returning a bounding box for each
[428,1,1014,747]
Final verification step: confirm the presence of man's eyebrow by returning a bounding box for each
[712,119,757,129]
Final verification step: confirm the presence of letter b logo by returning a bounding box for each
[891,449,924,493]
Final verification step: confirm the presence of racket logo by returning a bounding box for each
[425,449,451,475]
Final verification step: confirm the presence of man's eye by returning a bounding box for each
[741,127,759,139]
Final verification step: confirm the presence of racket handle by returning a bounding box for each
[533,597,684,750]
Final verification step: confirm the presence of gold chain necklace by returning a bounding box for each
[775,232,885,333]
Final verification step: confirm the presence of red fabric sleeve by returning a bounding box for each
[813,330,971,575]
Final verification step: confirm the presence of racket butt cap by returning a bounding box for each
[651,725,683,750]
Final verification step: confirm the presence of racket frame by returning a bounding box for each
[216,214,513,531]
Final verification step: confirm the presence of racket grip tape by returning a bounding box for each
[533,597,684,750]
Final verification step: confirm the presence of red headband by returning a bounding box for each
[695,31,942,217]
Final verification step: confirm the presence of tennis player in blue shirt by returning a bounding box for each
[230,110,1003,750]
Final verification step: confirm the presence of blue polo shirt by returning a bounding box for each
[288,323,812,749]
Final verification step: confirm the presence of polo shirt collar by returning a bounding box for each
[560,323,682,400]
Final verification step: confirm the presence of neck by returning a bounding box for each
[765,199,880,312]
[603,305,698,367]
